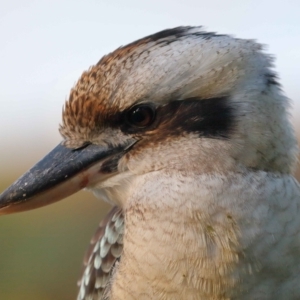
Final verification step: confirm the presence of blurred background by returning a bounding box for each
[0,0,299,299]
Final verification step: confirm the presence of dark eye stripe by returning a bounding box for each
[156,97,234,139]
[113,97,234,139]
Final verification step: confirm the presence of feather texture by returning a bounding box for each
[78,207,124,300]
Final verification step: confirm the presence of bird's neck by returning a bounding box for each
[108,170,250,299]
[109,170,299,299]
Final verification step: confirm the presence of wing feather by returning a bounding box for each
[77,206,124,300]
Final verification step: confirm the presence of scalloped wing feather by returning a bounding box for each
[77,206,124,300]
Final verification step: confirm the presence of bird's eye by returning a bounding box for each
[126,104,156,128]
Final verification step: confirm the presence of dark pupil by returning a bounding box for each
[130,106,153,127]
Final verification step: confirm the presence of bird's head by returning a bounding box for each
[0,27,297,213]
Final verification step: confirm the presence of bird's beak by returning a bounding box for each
[0,141,132,215]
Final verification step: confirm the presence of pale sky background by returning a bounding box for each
[0,0,300,168]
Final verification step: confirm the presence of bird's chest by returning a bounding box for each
[109,205,242,300]
[107,173,300,299]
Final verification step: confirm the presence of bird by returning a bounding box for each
[0,26,300,300]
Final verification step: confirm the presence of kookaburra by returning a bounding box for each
[0,26,300,300]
